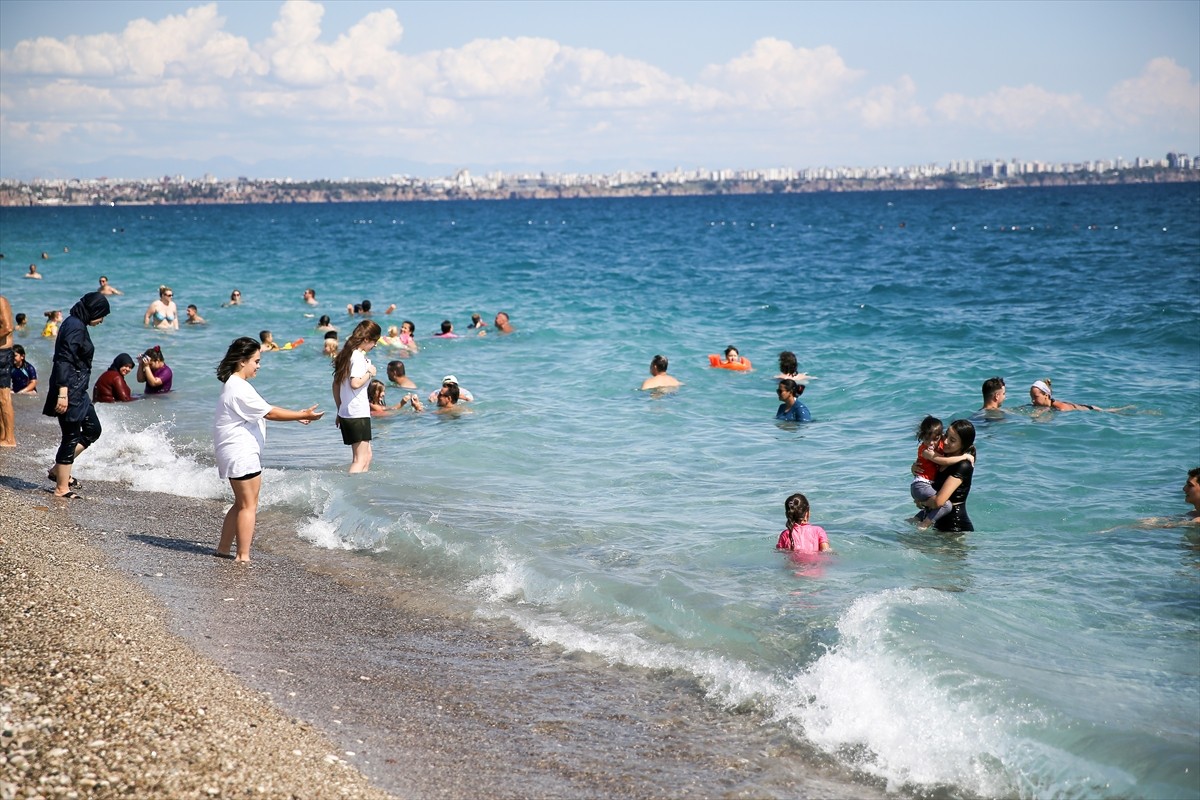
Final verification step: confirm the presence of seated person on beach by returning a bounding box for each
[93,353,137,403]
[185,304,206,324]
[433,320,459,338]
[494,311,514,334]
[323,330,339,357]
[223,289,242,307]
[387,360,417,389]
[428,375,473,403]
[98,275,123,295]
[260,330,281,352]
[303,288,318,306]
[138,346,173,394]
[25,264,42,280]
[640,354,682,391]
[775,379,811,422]
[1029,379,1127,413]
[774,351,812,382]
[368,379,423,415]
[10,345,37,394]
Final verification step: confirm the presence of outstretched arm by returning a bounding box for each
[266,404,324,424]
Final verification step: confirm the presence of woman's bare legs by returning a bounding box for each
[216,475,262,561]
[349,440,372,473]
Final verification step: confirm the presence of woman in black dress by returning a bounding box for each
[924,419,977,532]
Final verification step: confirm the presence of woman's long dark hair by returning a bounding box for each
[948,419,977,460]
[216,337,261,383]
[778,350,798,374]
[333,320,381,385]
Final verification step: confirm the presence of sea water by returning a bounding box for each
[2,184,1198,798]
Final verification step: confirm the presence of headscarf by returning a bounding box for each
[109,353,136,371]
[69,292,111,323]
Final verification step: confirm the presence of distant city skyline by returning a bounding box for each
[1,0,1197,181]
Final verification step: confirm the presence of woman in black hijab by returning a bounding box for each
[43,292,110,498]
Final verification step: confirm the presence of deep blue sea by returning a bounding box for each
[3,184,1199,798]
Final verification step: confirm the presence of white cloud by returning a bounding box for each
[850,76,928,129]
[934,85,1102,131]
[700,38,864,111]
[1107,57,1200,125]
[0,4,263,81]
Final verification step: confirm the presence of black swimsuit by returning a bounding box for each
[932,460,974,532]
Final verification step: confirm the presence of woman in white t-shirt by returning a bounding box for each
[331,319,381,473]
[213,337,324,561]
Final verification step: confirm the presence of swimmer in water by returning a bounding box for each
[640,354,682,391]
[1029,379,1130,413]
[776,493,830,553]
[97,276,122,295]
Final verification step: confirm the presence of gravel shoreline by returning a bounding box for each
[0,487,395,800]
[0,401,880,800]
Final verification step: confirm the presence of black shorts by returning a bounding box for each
[231,471,262,482]
[338,416,372,445]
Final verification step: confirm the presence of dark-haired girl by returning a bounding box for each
[213,336,323,561]
[776,493,830,553]
[332,319,381,473]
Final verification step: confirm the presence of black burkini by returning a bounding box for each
[42,293,111,465]
[931,459,974,532]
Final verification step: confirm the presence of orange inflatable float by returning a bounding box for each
[708,354,752,371]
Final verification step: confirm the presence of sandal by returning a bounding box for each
[47,472,83,491]
[46,489,84,500]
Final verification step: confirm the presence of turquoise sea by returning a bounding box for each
[3,184,1199,798]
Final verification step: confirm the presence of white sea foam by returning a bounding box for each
[46,412,226,499]
[782,589,1019,796]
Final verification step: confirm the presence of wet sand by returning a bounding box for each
[1,401,880,799]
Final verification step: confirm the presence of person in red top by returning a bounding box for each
[93,353,137,403]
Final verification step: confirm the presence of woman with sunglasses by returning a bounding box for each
[222,289,243,307]
[144,285,179,330]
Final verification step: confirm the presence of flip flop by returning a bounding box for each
[46,489,84,500]
[47,472,83,491]
[211,551,236,560]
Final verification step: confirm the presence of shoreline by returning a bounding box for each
[0,479,394,799]
[1,402,882,799]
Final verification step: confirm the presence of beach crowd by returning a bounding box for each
[1,271,1196,563]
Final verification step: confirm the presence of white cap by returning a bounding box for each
[442,375,458,385]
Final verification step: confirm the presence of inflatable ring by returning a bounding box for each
[280,338,304,351]
[708,354,752,371]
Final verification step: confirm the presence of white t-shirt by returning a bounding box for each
[338,348,372,419]
[212,374,273,480]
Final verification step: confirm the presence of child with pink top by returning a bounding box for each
[776,493,830,553]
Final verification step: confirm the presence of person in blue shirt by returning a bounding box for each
[11,344,37,394]
[775,378,811,422]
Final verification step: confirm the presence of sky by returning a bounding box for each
[1,0,1197,180]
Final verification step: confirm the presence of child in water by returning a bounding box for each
[368,379,422,416]
[910,415,975,528]
[776,493,830,553]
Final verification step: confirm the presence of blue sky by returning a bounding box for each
[1,0,1197,179]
